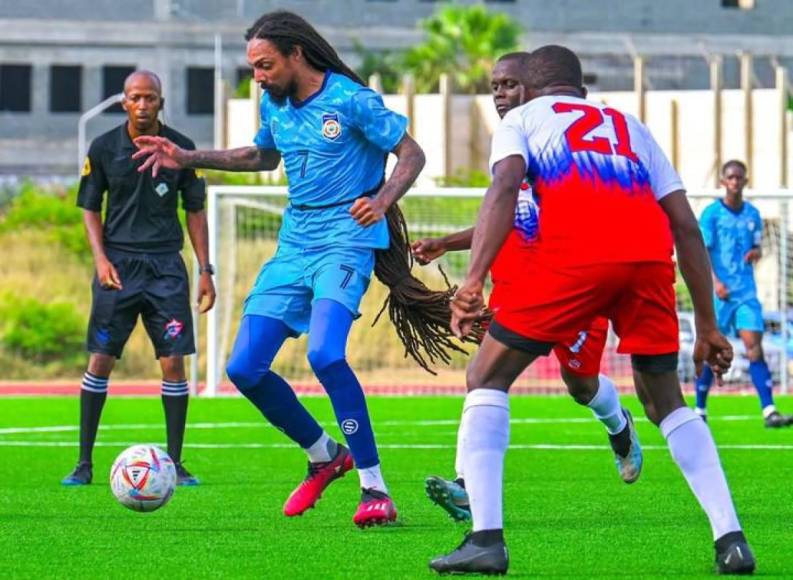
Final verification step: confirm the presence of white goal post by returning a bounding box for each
[194,186,792,397]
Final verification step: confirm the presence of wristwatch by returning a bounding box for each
[199,263,215,275]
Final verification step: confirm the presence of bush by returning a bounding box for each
[0,182,91,259]
[0,293,85,363]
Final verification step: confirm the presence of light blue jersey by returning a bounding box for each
[699,199,763,303]
[254,71,407,249]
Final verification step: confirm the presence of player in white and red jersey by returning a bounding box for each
[430,46,754,576]
[413,53,642,525]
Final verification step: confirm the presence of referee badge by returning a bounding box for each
[81,157,91,177]
[322,113,342,141]
[155,182,169,197]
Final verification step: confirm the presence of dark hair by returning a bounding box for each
[721,159,747,176]
[526,45,583,90]
[245,11,364,85]
[496,51,533,85]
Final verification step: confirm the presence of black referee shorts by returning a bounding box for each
[86,248,195,359]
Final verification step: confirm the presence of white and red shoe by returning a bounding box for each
[283,445,353,517]
[353,488,397,528]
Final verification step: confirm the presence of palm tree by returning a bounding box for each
[402,4,523,94]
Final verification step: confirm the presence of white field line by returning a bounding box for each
[1,440,793,451]
[0,414,765,436]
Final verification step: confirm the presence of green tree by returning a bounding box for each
[402,4,523,94]
[353,41,402,94]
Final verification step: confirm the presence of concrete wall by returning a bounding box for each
[227,87,792,191]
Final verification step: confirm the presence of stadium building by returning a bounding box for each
[1,0,793,176]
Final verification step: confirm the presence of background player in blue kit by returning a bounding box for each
[133,11,428,527]
[696,159,792,428]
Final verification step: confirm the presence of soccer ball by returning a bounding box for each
[110,445,176,512]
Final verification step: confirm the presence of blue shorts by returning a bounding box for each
[715,296,764,336]
[243,245,375,335]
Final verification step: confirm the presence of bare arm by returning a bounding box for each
[441,227,475,252]
[659,190,732,376]
[182,147,281,172]
[186,210,216,313]
[449,155,525,337]
[411,227,474,265]
[132,136,281,176]
[350,133,426,226]
[467,156,525,284]
[83,210,121,290]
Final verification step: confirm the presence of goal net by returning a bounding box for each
[197,186,792,397]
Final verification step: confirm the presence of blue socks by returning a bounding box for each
[748,360,775,411]
[695,360,775,415]
[226,315,323,449]
[695,365,714,412]
[227,301,381,470]
[308,299,380,469]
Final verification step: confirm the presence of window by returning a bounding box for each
[186,67,214,115]
[50,65,82,113]
[0,64,32,112]
[103,65,135,114]
[721,0,754,8]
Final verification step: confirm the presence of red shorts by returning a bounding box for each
[552,317,608,376]
[489,261,679,356]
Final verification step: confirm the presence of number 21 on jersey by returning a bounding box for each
[552,103,638,163]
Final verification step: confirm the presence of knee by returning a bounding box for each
[563,372,598,405]
[307,345,344,375]
[226,354,270,392]
[159,356,185,382]
[745,344,763,362]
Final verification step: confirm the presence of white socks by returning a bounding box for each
[586,374,626,435]
[358,463,388,494]
[461,388,510,532]
[661,407,742,540]
[305,431,336,463]
[454,401,466,480]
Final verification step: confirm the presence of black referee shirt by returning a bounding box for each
[77,123,206,254]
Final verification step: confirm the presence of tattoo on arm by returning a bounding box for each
[185,147,280,172]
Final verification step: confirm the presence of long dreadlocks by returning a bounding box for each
[246,11,483,373]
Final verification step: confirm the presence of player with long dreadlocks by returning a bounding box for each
[133,10,458,527]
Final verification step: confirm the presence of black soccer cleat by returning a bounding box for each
[61,461,93,486]
[429,532,508,575]
[175,462,200,486]
[715,531,756,575]
[763,411,792,429]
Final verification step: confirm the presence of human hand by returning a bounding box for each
[132,136,186,177]
[450,278,485,338]
[744,248,761,264]
[197,273,216,314]
[693,325,733,385]
[96,257,122,290]
[411,238,447,265]
[350,197,386,227]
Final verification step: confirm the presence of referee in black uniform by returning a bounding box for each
[62,70,216,486]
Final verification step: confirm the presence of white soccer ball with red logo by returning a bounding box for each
[110,445,176,512]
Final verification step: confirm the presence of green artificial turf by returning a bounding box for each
[1,395,792,578]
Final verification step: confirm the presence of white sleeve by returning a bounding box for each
[642,126,684,200]
[488,111,529,176]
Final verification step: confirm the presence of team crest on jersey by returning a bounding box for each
[322,113,342,140]
[155,183,169,197]
[81,157,91,177]
[163,318,184,340]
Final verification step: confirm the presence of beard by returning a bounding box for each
[260,79,298,104]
